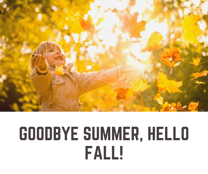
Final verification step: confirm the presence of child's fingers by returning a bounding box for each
[40,55,45,59]
[31,56,38,66]
[35,57,41,65]
[33,53,42,57]
[31,54,45,67]
[32,54,39,62]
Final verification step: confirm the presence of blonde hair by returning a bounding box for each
[29,41,62,74]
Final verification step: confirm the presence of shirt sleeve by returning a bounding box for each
[30,63,53,95]
[75,66,123,96]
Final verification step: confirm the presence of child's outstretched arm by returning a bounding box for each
[75,65,136,96]
[30,54,52,96]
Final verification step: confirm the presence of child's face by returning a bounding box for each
[43,44,66,66]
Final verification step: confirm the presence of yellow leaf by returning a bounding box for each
[157,73,169,92]
[157,73,182,94]
[189,58,201,66]
[68,11,81,23]
[130,77,150,92]
[153,93,163,105]
[126,88,134,99]
[95,16,105,27]
[181,14,202,46]
[167,80,183,94]
[54,65,65,75]
[142,32,163,52]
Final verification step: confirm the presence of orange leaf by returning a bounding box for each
[160,46,181,67]
[160,102,171,111]
[79,15,95,33]
[54,65,65,75]
[188,102,199,111]
[114,88,129,101]
[122,12,146,39]
[171,102,187,111]
[142,32,163,52]
[191,70,208,80]
[189,58,201,66]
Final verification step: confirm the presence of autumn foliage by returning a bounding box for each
[77,2,207,111]
[0,0,207,111]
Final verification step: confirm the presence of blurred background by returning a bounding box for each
[0,0,208,111]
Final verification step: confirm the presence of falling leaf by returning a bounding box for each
[95,16,105,27]
[54,65,65,75]
[154,93,163,105]
[122,12,146,38]
[170,31,182,45]
[157,73,182,94]
[67,11,81,23]
[160,46,181,67]
[188,102,199,111]
[181,14,202,46]
[79,15,95,33]
[189,58,201,66]
[191,70,208,80]
[142,32,163,52]
[114,88,129,101]
[195,81,205,85]
[168,80,183,94]
[130,77,150,92]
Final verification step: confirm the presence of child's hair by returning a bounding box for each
[29,41,62,73]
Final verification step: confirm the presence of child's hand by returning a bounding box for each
[120,65,137,74]
[31,54,46,71]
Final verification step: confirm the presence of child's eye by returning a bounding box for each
[48,49,53,52]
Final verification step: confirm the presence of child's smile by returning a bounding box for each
[44,45,66,66]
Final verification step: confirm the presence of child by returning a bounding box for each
[30,41,136,111]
